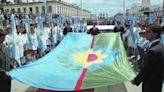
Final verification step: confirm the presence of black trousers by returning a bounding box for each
[142,80,163,92]
[0,72,11,92]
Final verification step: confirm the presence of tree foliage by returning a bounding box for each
[113,13,123,18]
[139,7,150,12]
[0,3,3,11]
[1,0,6,3]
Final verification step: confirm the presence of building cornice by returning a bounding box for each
[4,1,79,9]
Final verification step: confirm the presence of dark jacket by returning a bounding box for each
[88,26,100,35]
[0,43,11,72]
[0,43,12,92]
[133,41,164,92]
[63,26,72,36]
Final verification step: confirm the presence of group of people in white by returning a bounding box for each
[0,12,88,66]
[119,20,164,70]
[0,10,164,69]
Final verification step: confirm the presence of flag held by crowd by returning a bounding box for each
[10,14,21,66]
[9,33,135,91]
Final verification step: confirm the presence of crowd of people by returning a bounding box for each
[0,9,164,92]
[0,10,90,65]
[113,19,164,92]
[0,10,90,92]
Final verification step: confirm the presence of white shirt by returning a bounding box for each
[160,34,164,44]
[138,37,149,49]
[28,32,38,50]
[148,39,160,48]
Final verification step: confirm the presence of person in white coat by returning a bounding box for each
[17,25,27,65]
[27,24,38,62]
[4,27,13,58]
[44,23,52,52]
[160,26,164,44]
[36,23,48,56]
[51,24,58,47]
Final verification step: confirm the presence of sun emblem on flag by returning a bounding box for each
[74,49,108,67]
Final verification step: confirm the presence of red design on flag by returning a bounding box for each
[87,54,98,62]
[75,36,95,90]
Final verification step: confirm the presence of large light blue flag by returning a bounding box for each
[9,33,135,91]
[25,15,33,49]
[160,34,164,44]
[10,14,21,66]
[129,16,135,43]
[43,0,47,14]
[149,13,157,24]
[46,13,52,24]
[25,15,30,34]
[149,13,154,24]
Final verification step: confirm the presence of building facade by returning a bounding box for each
[3,0,92,18]
[128,5,162,15]
[142,0,151,8]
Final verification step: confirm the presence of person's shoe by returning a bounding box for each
[130,55,135,59]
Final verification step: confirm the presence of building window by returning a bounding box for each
[35,7,39,14]
[58,6,60,14]
[48,6,52,13]
[57,6,59,14]
[59,6,61,14]
[11,9,15,13]
[62,7,64,14]
[29,7,33,14]
[17,8,21,13]
[42,6,45,14]
[23,8,26,13]
[61,6,62,14]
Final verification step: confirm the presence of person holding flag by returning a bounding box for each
[0,11,4,29]
[63,21,72,36]
[160,26,164,44]
[10,14,21,66]
[0,29,16,92]
[131,24,164,92]
[87,23,100,36]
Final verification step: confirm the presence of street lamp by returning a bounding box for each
[123,0,125,17]
[80,0,82,18]
[80,0,82,9]
[163,0,164,16]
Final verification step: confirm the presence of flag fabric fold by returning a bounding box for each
[10,14,21,66]
[9,33,135,91]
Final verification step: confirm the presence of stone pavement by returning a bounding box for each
[11,79,37,92]
[11,79,164,92]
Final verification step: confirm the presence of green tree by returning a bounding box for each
[0,3,3,11]
[139,7,150,12]
[1,0,6,3]
[113,13,123,18]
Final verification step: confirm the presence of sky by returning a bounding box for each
[7,0,163,16]
[61,0,163,16]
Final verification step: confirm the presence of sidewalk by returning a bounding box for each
[12,79,164,92]
[11,79,37,92]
